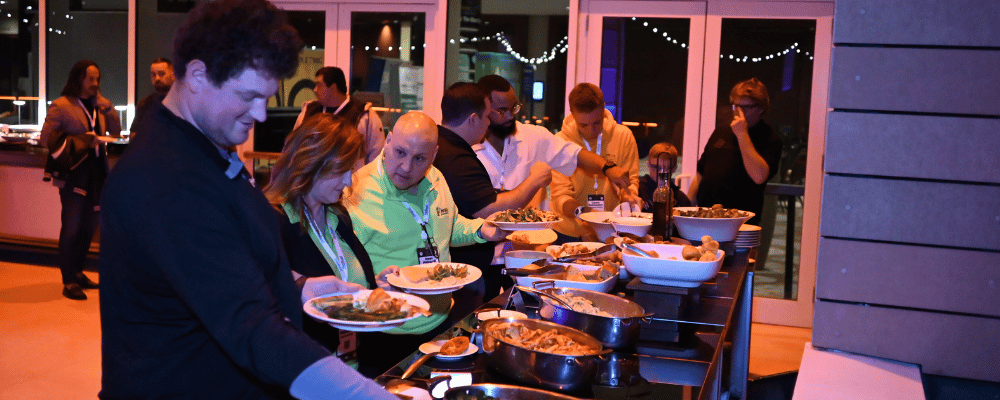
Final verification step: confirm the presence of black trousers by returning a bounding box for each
[58,186,99,285]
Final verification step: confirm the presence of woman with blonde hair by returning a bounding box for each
[265,114,384,361]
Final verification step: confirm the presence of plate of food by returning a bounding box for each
[304,288,431,332]
[487,208,561,231]
[387,263,482,295]
[419,337,479,360]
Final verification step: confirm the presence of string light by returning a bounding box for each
[633,18,811,63]
[450,31,569,65]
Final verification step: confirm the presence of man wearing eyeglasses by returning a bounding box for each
[688,78,782,226]
[474,75,631,211]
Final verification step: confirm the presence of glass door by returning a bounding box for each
[578,1,706,190]
[703,2,832,328]
[579,1,832,327]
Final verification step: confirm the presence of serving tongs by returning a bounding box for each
[504,259,565,277]
[553,243,617,263]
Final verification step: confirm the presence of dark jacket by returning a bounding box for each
[99,101,329,399]
[40,95,120,195]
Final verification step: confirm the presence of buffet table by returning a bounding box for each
[377,252,755,400]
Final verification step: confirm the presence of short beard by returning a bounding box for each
[153,82,171,95]
[488,120,517,139]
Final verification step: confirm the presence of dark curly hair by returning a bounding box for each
[173,0,303,86]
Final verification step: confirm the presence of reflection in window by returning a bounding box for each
[1,0,39,125]
[350,12,425,129]
[254,11,324,155]
[445,1,568,132]
[717,19,816,300]
[601,17,690,170]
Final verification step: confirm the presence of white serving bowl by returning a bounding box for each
[577,211,617,242]
[504,250,553,270]
[621,243,725,288]
[610,217,652,238]
[671,207,754,243]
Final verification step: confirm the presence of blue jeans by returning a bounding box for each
[58,186,99,284]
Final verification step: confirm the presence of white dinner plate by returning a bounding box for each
[303,290,430,332]
[387,263,482,295]
[418,339,479,360]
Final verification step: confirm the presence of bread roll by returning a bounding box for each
[439,336,470,355]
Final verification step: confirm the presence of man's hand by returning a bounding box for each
[478,220,507,241]
[376,265,401,291]
[604,165,630,191]
[300,275,365,303]
[96,95,113,113]
[527,161,553,188]
[731,106,749,137]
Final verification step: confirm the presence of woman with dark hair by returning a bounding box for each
[264,113,389,365]
[40,59,120,300]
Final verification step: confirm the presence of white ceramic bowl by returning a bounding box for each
[610,217,652,238]
[621,243,725,287]
[504,250,553,270]
[671,207,754,242]
[577,211,617,241]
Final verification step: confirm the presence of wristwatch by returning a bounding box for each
[601,160,617,175]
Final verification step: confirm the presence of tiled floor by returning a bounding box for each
[0,260,811,399]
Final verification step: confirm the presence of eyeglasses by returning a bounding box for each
[732,103,760,111]
[493,102,521,117]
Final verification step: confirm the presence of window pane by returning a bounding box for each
[1,0,39,125]
[716,18,816,300]
[350,12,425,130]
[445,0,569,132]
[601,17,690,178]
[46,0,127,112]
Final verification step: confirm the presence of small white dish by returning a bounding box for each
[418,339,479,360]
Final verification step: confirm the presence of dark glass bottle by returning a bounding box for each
[651,170,673,240]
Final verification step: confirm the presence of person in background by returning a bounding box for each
[688,78,782,226]
[639,142,691,213]
[40,59,121,300]
[433,81,552,303]
[475,75,631,208]
[98,0,396,398]
[293,66,384,168]
[130,58,175,134]
[342,111,507,377]
[265,113,392,365]
[551,83,641,242]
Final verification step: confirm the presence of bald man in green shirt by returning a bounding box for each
[343,111,506,376]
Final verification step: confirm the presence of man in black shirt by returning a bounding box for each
[689,78,782,226]
[433,82,551,302]
[130,57,174,135]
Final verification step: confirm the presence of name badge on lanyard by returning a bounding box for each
[403,199,440,264]
[587,194,606,211]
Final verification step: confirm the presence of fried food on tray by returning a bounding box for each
[493,207,559,223]
[439,336,471,355]
[487,322,600,356]
[313,288,430,322]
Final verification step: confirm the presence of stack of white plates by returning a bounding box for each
[735,224,762,249]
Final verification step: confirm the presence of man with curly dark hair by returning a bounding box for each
[98,0,397,398]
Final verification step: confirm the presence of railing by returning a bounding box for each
[764,183,805,299]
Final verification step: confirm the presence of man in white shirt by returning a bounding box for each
[293,66,384,167]
[473,75,630,210]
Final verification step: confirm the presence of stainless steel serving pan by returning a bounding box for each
[479,318,609,392]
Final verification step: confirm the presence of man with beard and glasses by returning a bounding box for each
[131,58,175,135]
[474,75,631,211]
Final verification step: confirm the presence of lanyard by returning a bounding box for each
[305,208,349,279]
[582,133,602,190]
[401,198,435,248]
[75,98,98,132]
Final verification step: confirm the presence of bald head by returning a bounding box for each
[384,111,439,191]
